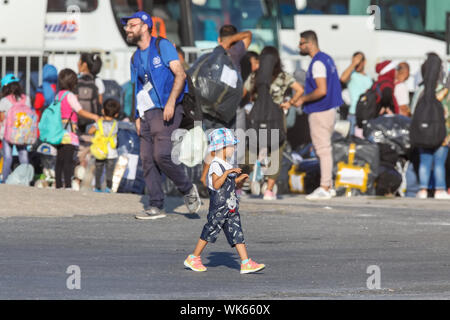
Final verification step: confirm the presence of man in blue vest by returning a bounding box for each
[289,30,343,200]
[122,11,201,219]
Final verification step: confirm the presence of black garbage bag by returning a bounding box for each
[333,136,380,196]
[364,114,411,156]
[187,46,243,124]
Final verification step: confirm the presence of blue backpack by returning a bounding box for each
[39,91,69,145]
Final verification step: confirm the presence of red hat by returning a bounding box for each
[376,60,396,75]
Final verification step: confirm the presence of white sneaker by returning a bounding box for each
[72,179,80,192]
[306,187,332,201]
[434,191,450,200]
[329,188,337,198]
[416,190,428,199]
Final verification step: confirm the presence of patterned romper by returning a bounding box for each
[200,162,245,248]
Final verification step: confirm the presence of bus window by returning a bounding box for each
[278,0,351,30]
[373,0,446,40]
[297,0,350,15]
[192,0,278,51]
[111,0,182,46]
[47,0,99,12]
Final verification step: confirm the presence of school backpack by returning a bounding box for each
[76,73,100,130]
[356,80,390,127]
[39,91,70,145]
[3,95,38,145]
[90,120,117,160]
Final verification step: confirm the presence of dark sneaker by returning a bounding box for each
[135,207,167,220]
[184,185,202,214]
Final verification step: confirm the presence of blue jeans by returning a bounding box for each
[347,114,356,136]
[405,161,420,197]
[419,146,449,190]
[1,140,29,182]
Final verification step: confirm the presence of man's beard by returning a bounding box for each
[126,33,141,45]
[299,50,309,56]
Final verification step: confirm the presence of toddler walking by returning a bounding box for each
[184,128,265,274]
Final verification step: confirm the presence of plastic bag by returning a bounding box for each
[6,164,34,186]
[115,123,145,195]
[363,115,411,156]
[176,126,208,168]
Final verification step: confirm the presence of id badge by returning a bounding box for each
[143,80,153,92]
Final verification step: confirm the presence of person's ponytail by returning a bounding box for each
[80,52,103,77]
[90,53,103,77]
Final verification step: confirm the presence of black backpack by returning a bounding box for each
[131,37,202,130]
[410,96,446,149]
[355,80,387,127]
[410,54,446,150]
[76,73,100,131]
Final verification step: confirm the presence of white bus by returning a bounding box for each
[1,0,449,93]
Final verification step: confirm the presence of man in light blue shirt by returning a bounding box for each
[341,52,373,134]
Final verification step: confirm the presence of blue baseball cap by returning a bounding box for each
[120,11,153,29]
[1,74,19,88]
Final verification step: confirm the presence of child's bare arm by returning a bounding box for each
[235,174,249,189]
[88,125,97,135]
[212,168,242,190]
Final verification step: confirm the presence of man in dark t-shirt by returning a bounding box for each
[218,25,252,75]
[200,25,252,187]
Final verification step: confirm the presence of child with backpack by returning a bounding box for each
[39,69,99,189]
[184,128,265,274]
[0,74,36,183]
[34,64,58,121]
[88,99,120,193]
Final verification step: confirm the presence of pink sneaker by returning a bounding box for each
[263,190,276,201]
[184,255,207,272]
[240,259,265,274]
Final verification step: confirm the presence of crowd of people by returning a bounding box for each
[1,9,449,275]
[1,12,450,206]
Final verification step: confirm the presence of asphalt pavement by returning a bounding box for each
[0,185,449,299]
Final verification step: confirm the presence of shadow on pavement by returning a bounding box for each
[205,252,241,271]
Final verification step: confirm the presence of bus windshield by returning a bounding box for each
[111,0,184,46]
[280,0,447,41]
[191,0,278,51]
